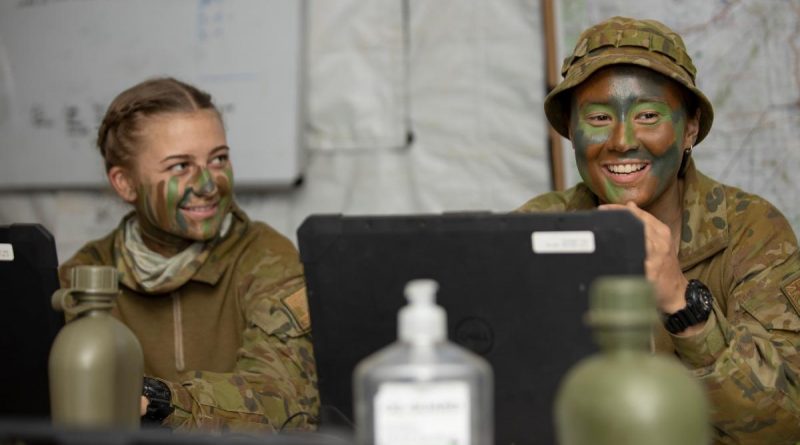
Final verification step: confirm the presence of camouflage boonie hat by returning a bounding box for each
[544,16,714,145]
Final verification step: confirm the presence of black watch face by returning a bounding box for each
[665,280,713,334]
[687,280,713,321]
[688,280,713,311]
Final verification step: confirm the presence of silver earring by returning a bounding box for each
[678,145,692,177]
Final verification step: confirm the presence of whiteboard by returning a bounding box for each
[0,0,305,189]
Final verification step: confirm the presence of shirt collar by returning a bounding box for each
[114,204,249,292]
[677,159,729,270]
[565,183,599,209]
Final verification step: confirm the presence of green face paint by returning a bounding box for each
[135,163,234,249]
[134,177,189,253]
[568,65,689,211]
[124,110,233,256]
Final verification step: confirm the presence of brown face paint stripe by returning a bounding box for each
[155,179,169,228]
[221,167,234,194]
[139,184,158,225]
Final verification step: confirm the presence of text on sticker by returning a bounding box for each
[0,243,14,261]
[531,231,596,254]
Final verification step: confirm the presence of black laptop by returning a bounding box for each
[297,210,645,445]
[0,224,63,420]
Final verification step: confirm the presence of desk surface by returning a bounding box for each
[0,419,353,445]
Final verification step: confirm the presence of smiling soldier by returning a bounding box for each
[518,16,800,445]
[59,78,318,432]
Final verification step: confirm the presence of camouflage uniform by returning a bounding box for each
[59,206,319,432]
[544,16,714,144]
[533,16,800,443]
[518,160,800,444]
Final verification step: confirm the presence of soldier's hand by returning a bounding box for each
[599,202,688,314]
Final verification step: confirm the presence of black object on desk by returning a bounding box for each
[0,224,63,419]
[297,210,645,445]
[0,419,354,445]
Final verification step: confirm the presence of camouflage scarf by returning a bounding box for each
[116,212,232,294]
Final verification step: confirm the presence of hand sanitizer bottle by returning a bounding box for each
[353,279,493,445]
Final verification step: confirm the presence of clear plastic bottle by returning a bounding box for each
[353,279,493,445]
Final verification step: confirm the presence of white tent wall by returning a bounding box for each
[8,0,798,265]
[0,0,551,262]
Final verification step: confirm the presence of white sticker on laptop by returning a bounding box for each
[0,243,14,261]
[531,231,595,254]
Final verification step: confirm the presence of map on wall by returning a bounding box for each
[558,0,800,235]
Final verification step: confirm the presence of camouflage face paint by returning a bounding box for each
[134,163,234,251]
[175,165,233,239]
[127,110,233,255]
[569,66,687,212]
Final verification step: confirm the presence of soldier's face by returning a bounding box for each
[568,66,697,212]
[127,110,234,242]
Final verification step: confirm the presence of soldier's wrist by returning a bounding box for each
[142,377,174,424]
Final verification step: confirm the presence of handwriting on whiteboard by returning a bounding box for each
[27,101,235,142]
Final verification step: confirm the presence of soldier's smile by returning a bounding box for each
[569,65,690,212]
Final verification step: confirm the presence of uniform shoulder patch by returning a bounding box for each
[780,270,800,315]
[281,287,311,332]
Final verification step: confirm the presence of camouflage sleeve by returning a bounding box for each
[61,225,320,431]
[162,274,319,432]
[671,212,800,443]
[58,243,107,288]
[155,223,319,433]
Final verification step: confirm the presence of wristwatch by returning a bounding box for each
[142,377,174,423]
[663,279,714,334]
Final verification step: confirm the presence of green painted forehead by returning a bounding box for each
[571,65,696,114]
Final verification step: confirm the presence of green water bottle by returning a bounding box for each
[49,265,144,429]
[554,276,710,445]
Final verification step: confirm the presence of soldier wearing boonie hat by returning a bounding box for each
[544,16,713,146]
[518,16,800,445]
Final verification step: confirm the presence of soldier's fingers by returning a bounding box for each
[599,202,659,228]
[623,201,662,226]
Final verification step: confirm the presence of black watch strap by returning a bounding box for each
[142,377,174,423]
[664,279,714,334]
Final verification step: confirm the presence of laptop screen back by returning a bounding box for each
[0,224,63,419]
[297,211,645,445]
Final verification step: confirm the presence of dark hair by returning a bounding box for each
[97,77,220,171]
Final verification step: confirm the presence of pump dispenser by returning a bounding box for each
[399,279,446,343]
[49,265,144,429]
[554,276,710,445]
[353,279,493,445]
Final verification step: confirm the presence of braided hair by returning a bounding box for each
[97,78,220,171]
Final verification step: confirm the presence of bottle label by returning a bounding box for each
[0,243,14,261]
[374,381,470,445]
